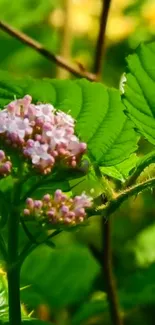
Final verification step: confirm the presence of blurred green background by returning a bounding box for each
[0,0,155,324]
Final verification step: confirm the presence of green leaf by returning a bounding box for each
[21,244,99,308]
[20,165,88,201]
[21,321,52,325]
[72,300,107,325]
[47,79,137,166]
[0,271,8,322]
[0,71,138,167]
[0,319,52,325]
[119,262,155,309]
[125,223,155,267]
[123,42,155,144]
[21,175,71,201]
[0,0,53,30]
[101,153,138,182]
[0,70,23,108]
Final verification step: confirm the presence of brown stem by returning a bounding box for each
[93,0,112,77]
[102,219,123,325]
[0,20,96,81]
[93,167,123,325]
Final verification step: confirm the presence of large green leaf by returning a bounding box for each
[0,0,53,29]
[125,223,155,267]
[0,271,8,322]
[21,244,99,308]
[21,321,52,325]
[119,262,155,309]
[101,153,138,182]
[72,299,107,325]
[0,71,137,167]
[1,320,52,325]
[123,42,155,144]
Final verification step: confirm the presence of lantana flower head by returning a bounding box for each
[23,190,93,226]
[0,95,87,174]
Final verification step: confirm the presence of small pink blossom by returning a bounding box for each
[23,190,93,226]
[35,104,55,123]
[0,150,12,176]
[6,117,32,140]
[6,95,32,116]
[24,140,55,172]
[56,111,75,127]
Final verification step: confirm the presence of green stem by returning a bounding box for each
[90,176,155,219]
[7,208,21,325]
[99,176,155,218]
[0,233,7,260]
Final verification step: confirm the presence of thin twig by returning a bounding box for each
[93,0,112,77]
[102,219,123,325]
[0,20,96,81]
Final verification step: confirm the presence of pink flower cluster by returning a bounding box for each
[23,190,93,225]
[0,95,87,173]
[0,150,12,176]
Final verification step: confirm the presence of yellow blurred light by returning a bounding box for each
[106,15,137,42]
[110,0,134,12]
[142,1,155,26]
[89,19,100,40]
[70,11,92,34]
[49,9,65,28]
[49,0,141,41]
[0,268,5,275]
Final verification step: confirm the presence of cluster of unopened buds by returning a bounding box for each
[0,150,12,176]
[0,95,87,174]
[23,190,93,225]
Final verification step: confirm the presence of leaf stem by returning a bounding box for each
[7,208,21,325]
